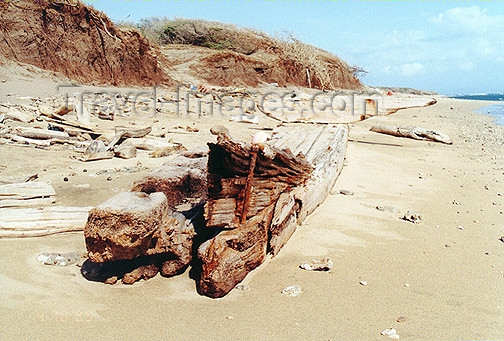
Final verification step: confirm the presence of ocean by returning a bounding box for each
[450,93,504,126]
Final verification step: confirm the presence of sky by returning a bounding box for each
[83,0,504,95]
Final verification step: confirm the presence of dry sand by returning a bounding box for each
[1,74,503,340]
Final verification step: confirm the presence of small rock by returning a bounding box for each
[104,276,118,285]
[445,243,451,248]
[404,283,409,287]
[107,176,112,181]
[339,189,354,196]
[396,316,406,323]
[210,125,230,136]
[114,145,137,159]
[381,328,400,339]
[63,177,69,182]
[452,199,460,205]
[226,316,234,320]
[359,280,368,286]
[402,211,421,224]
[376,205,400,213]
[457,225,464,231]
[299,257,333,271]
[498,236,504,243]
[281,285,302,297]
[76,183,91,189]
[235,284,250,291]
[37,252,80,266]
[85,140,107,154]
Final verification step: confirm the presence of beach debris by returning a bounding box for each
[457,225,464,231]
[79,151,114,162]
[226,315,234,320]
[85,192,191,263]
[404,283,410,287]
[150,143,187,158]
[0,181,55,208]
[122,264,159,284]
[16,127,70,140]
[281,285,302,297]
[396,316,406,323]
[299,257,333,271]
[235,284,250,291]
[0,206,92,238]
[230,114,259,124]
[84,154,208,284]
[452,199,460,205]
[339,189,354,196]
[114,145,137,159]
[370,125,452,144]
[499,236,504,243]
[104,276,118,285]
[381,328,400,339]
[37,252,80,266]
[5,107,33,123]
[0,173,38,185]
[376,205,400,213]
[132,154,208,208]
[198,125,347,298]
[401,211,421,224]
[209,125,229,136]
[85,140,107,154]
[359,280,368,286]
[252,131,270,144]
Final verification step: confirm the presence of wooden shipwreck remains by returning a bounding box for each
[83,125,348,296]
[198,124,348,297]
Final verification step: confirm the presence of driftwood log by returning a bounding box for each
[370,125,452,144]
[0,182,55,208]
[84,153,208,283]
[0,206,92,238]
[198,124,348,297]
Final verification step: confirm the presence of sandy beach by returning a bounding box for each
[1,89,503,340]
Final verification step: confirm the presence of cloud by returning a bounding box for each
[433,6,504,33]
[399,63,425,76]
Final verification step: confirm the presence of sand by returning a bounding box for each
[1,72,503,340]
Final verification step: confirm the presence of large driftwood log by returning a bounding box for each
[0,182,55,208]
[84,153,209,283]
[0,206,92,238]
[198,124,348,297]
[370,125,452,144]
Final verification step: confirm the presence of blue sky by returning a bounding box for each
[84,0,504,95]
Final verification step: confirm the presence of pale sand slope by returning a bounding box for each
[1,96,503,340]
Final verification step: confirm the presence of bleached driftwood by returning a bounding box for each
[0,182,55,208]
[198,124,348,297]
[5,107,33,123]
[106,126,152,150]
[9,135,51,147]
[0,206,92,238]
[16,127,70,140]
[370,125,452,144]
[124,138,183,151]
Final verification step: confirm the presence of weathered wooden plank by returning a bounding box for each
[9,135,51,147]
[0,206,92,238]
[0,182,55,208]
[198,204,274,298]
[16,127,70,140]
